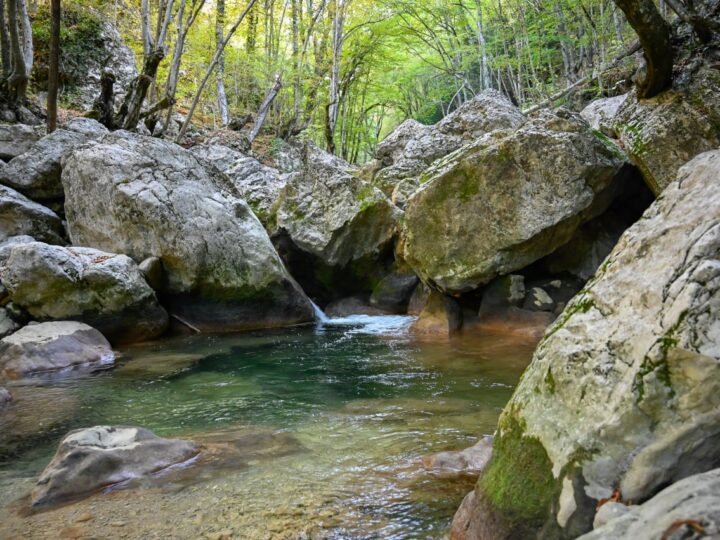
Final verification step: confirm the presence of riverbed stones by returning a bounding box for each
[61,131,314,332]
[0,118,108,201]
[0,242,168,343]
[0,322,115,380]
[0,387,10,407]
[613,65,720,195]
[31,426,200,508]
[579,468,720,539]
[402,108,625,294]
[0,185,65,244]
[455,150,720,539]
[411,290,462,336]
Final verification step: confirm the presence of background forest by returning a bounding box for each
[18,0,645,161]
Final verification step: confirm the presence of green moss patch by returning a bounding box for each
[479,415,559,529]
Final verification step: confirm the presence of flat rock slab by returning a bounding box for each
[31,426,200,508]
[0,321,115,380]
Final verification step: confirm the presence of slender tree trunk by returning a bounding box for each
[177,0,259,142]
[47,0,60,132]
[7,0,28,102]
[116,48,165,130]
[0,0,12,80]
[326,0,345,154]
[216,0,230,125]
[17,0,31,74]
[249,73,282,142]
[613,0,674,98]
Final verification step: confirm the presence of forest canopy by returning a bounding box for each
[5,0,709,161]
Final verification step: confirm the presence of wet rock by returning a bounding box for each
[407,282,431,316]
[422,436,493,472]
[0,242,168,344]
[411,290,462,336]
[372,90,525,197]
[369,272,419,314]
[324,296,389,318]
[0,321,115,380]
[579,468,720,539]
[31,426,199,508]
[0,124,45,161]
[613,65,720,195]
[580,94,629,137]
[61,131,314,332]
[0,185,65,244]
[523,287,555,312]
[0,118,108,201]
[463,150,720,538]
[402,109,624,294]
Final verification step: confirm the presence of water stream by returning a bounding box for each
[0,315,539,540]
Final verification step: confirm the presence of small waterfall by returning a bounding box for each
[311,301,330,323]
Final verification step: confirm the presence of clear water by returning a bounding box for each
[0,316,538,540]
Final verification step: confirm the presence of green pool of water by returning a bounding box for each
[0,316,537,540]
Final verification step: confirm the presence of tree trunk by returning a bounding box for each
[90,70,116,129]
[216,0,230,125]
[17,0,31,74]
[664,0,720,42]
[7,0,28,102]
[613,0,674,98]
[248,73,282,142]
[0,0,12,80]
[116,48,165,130]
[46,0,60,132]
[325,0,345,154]
[176,0,259,142]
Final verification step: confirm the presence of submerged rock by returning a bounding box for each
[0,321,115,380]
[402,109,624,294]
[0,242,168,343]
[423,436,493,472]
[0,386,10,406]
[0,185,65,245]
[0,118,108,201]
[613,65,720,194]
[61,131,314,332]
[31,426,199,508]
[455,150,720,539]
[324,296,389,317]
[579,468,720,539]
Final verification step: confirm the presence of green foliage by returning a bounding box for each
[32,4,105,92]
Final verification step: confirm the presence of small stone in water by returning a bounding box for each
[75,513,93,523]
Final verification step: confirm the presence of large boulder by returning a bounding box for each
[191,144,288,223]
[0,185,65,244]
[0,321,115,380]
[402,109,625,294]
[453,150,720,539]
[613,65,720,195]
[0,242,168,343]
[0,124,45,161]
[61,132,314,332]
[580,94,628,137]
[31,426,199,508]
[579,468,720,540]
[371,90,525,199]
[0,118,108,201]
[269,144,401,303]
